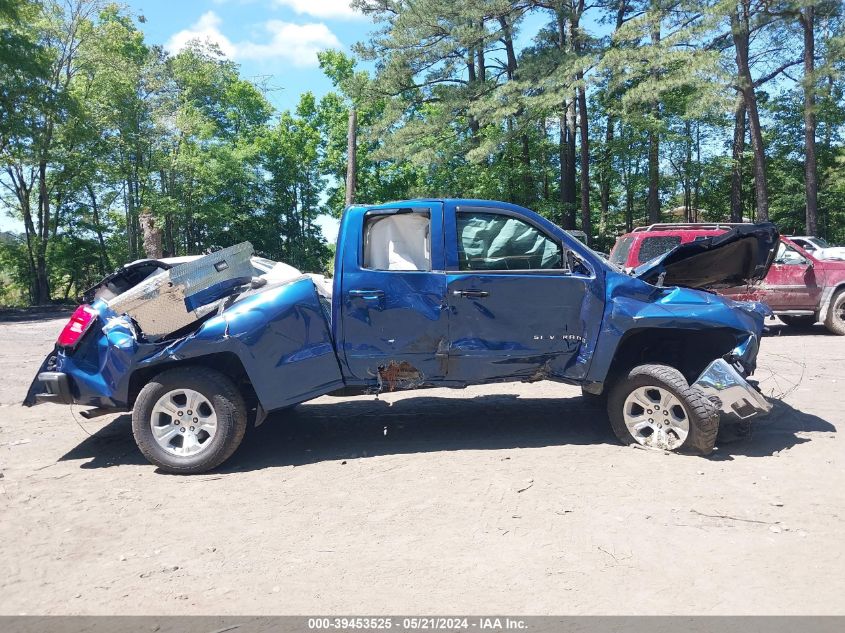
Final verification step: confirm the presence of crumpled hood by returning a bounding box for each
[634,222,779,289]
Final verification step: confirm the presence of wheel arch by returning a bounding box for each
[601,326,740,389]
[127,352,257,410]
[818,282,845,319]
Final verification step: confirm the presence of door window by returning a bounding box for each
[774,243,808,266]
[363,213,431,271]
[456,211,563,271]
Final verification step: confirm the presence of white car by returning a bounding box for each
[789,236,845,261]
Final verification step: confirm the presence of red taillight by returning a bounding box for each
[57,305,99,348]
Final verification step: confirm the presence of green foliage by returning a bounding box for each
[2,0,845,306]
[0,3,334,304]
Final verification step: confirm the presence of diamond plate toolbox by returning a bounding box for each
[108,242,255,341]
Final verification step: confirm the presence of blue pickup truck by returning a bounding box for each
[25,199,778,473]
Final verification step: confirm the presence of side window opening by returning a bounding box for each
[637,236,682,265]
[775,242,807,265]
[457,211,563,271]
[363,212,431,271]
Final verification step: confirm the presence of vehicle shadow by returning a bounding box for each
[764,322,834,337]
[0,306,75,323]
[712,399,835,459]
[59,414,146,468]
[58,393,836,473]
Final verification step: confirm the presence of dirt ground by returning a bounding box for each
[0,314,843,615]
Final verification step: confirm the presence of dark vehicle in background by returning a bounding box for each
[26,201,777,473]
[610,223,845,335]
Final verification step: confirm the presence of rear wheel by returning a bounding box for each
[824,290,845,335]
[132,367,248,474]
[779,315,816,328]
[607,364,718,455]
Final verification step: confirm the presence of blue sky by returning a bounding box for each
[139,0,372,114]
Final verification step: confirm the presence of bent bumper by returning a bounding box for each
[693,359,772,420]
[29,371,74,405]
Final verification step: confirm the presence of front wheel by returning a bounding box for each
[132,367,248,474]
[607,364,718,455]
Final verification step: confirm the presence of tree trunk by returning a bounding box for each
[693,122,702,222]
[139,211,163,259]
[599,1,626,235]
[476,19,486,82]
[801,4,817,235]
[647,16,661,224]
[569,0,589,239]
[35,159,50,304]
[126,178,137,260]
[345,108,357,207]
[559,116,569,227]
[564,98,578,229]
[731,1,769,221]
[730,95,746,222]
[467,50,480,137]
[499,16,518,80]
[555,10,576,229]
[577,83,590,243]
[86,184,111,274]
[647,129,659,223]
[521,134,533,206]
[600,114,614,236]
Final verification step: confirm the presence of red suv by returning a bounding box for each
[610,223,845,335]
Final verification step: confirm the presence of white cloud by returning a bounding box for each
[165,11,342,67]
[273,0,362,20]
[238,20,341,65]
[165,12,237,58]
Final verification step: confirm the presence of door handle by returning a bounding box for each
[453,289,489,299]
[348,289,385,301]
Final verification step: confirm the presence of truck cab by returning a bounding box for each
[334,200,604,390]
[26,200,778,473]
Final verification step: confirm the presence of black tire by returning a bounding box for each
[824,290,845,335]
[779,315,816,328]
[606,364,719,455]
[132,367,248,474]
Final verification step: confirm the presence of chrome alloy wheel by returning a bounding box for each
[150,388,217,457]
[622,386,690,450]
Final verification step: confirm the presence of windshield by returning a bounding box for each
[810,237,830,248]
[610,236,634,266]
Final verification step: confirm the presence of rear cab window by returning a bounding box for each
[363,212,432,271]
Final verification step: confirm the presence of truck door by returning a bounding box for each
[755,241,822,310]
[338,203,449,386]
[444,205,599,383]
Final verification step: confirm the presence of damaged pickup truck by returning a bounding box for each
[25,200,779,473]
